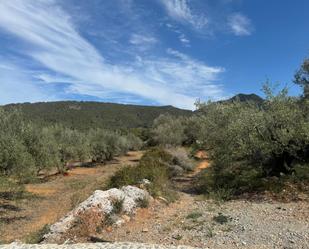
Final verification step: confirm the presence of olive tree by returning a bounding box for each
[152,114,186,147]
[295,58,309,99]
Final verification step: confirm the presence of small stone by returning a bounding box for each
[142,228,149,232]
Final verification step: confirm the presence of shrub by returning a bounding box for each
[168,147,194,171]
[108,148,177,201]
[213,213,230,225]
[194,85,309,197]
[152,114,186,147]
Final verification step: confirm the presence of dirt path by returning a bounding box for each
[97,152,309,249]
[0,151,143,243]
[102,152,208,247]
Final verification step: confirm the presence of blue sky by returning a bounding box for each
[0,0,308,109]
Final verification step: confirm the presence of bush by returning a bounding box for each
[193,84,309,197]
[168,147,194,171]
[108,148,178,201]
[152,114,186,147]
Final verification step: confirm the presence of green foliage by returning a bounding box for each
[3,101,191,131]
[213,213,231,224]
[108,148,180,201]
[186,212,203,219]
[0,107,140,185]
[194,85,309,197]
[152,114,186,147]
[294,58,309,99]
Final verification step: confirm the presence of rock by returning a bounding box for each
[140,179,151,185]
[142,228,149,232]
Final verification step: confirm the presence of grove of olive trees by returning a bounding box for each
[0,108,142,185]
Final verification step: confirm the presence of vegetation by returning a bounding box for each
[108,147,192,202]
[3,101,191,131]
[194,83,309,198]
[213,213,231,225]
[149,58,309,200]
[25,225,50,244]
[0,108,142,188]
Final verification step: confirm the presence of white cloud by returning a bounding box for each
[0,60,55,104]
[0,0,225,109]
[228,13,253,36]
[179,33,190,47]
[159,0,208,29]
[129,33,157,46]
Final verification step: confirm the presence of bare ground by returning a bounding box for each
[0,151,143,243]
[1,150,309,249]
[92,153,309,249]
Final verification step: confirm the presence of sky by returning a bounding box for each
[0,0,308,110]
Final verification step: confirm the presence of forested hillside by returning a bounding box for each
[2,101,192,130]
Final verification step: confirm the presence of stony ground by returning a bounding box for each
[95,193,309,249]
[1,150,309,249]
[0,242,198,249]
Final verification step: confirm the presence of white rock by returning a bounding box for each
[43,185,151,243]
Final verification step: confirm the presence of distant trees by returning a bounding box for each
[0,108,143,183]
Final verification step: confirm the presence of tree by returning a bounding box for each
[152,114,186,147]
[51,126,90,173]
[23,125,61,175]
[294,58,309,99]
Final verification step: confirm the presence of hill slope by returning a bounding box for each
[224,93,264,104]
[3,101,191,130]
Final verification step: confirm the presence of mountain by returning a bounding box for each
[2,101,192,130]
[225,93,264,104]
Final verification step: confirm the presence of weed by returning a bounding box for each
[25,225,50,243]
[186,211,203,220]
[111,198,124,214]
[173,234,183,240]
[213,213,230,224]
[136,196,149,208]
[206,226,215,237]
[70,192,87,209]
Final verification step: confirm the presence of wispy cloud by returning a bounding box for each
[178,33,190,47]
[129,33,158,51]
[0,60,55,104]
[159,0,208,29]
[228,13,253,36]
[0,0,225,109]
